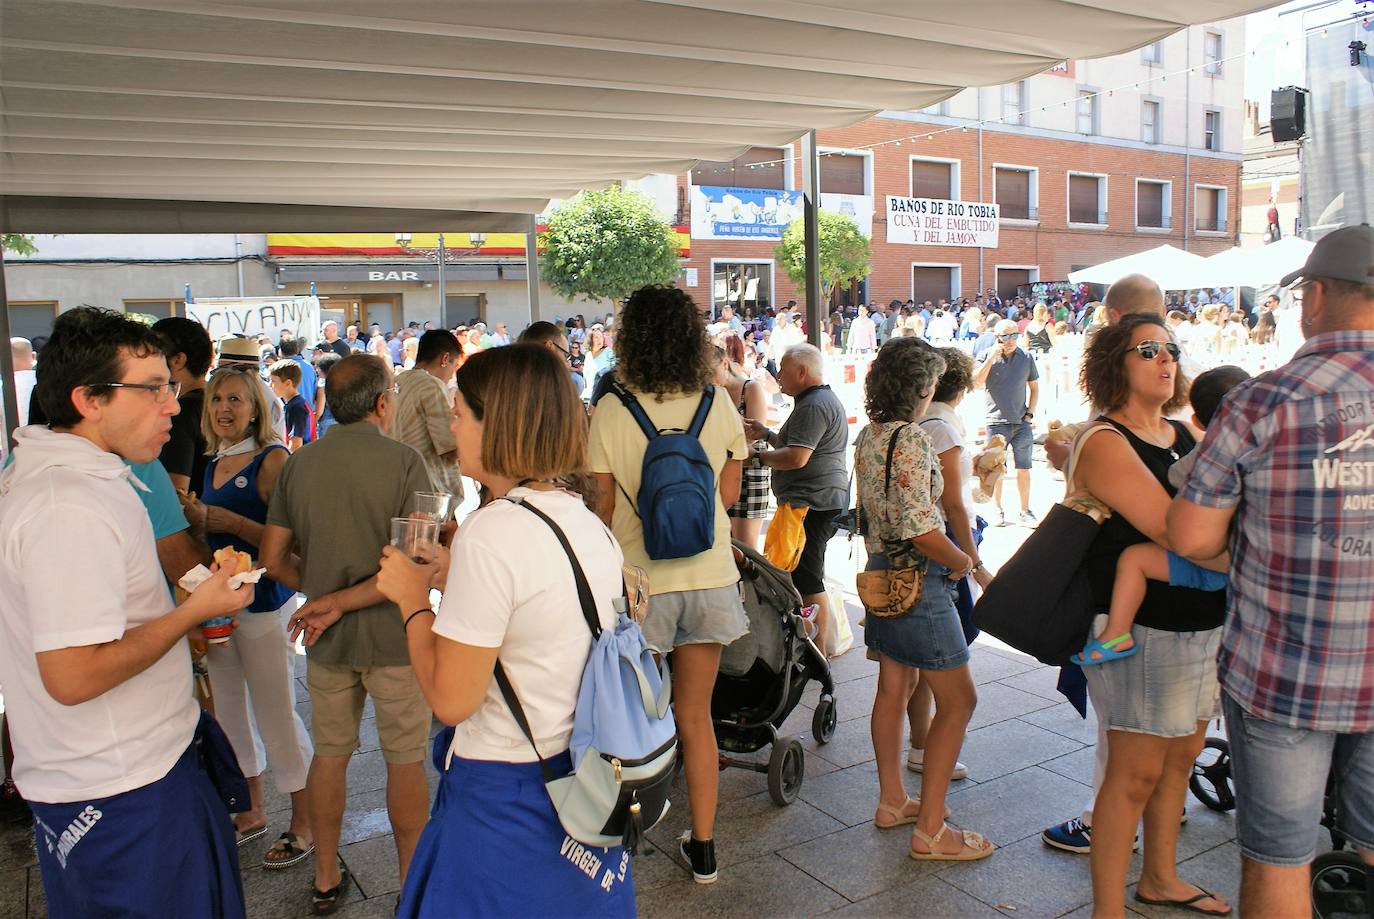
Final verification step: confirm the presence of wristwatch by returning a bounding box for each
[1024,411,1035,420]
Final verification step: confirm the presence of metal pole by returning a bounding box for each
[1183,28,1192,252]
[977,90,985,294]
[234,233,245,297]
[525,215,541,325]
[800,130,823,347]
[0,247,21,452]
[437,233,447,326]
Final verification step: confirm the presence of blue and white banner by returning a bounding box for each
[690,185,872,240]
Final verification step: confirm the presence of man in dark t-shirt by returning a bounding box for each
[151,317,212,494]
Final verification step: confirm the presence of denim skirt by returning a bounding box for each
[863,554,971,671]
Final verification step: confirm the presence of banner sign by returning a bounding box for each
[185,296,321,342]
[884,196,1000,248]
[690,185,873,240]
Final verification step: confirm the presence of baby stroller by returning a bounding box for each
[1189,726,1369,919]
[710,540,837,806]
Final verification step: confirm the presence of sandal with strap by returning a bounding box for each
[263,832,315,869]
[311,859,350,916]
[909,823,996,862]
[874,798,951,828]
[1071,633,1138,667]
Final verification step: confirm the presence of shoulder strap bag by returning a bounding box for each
[854,424,926,618]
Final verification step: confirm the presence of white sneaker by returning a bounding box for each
[994,509,1007,527]
[907,747,968,780]
[1017,510,1038,527]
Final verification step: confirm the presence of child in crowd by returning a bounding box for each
[1073,365,1251,665]
[268,359,312,451]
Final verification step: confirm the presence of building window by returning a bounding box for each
[995,267,1037,302]
[712,262,773,316]
[1002,81,1027,125]
[1142,41,1162,65]
[8,302,59,342]
[1195,186,1227,232]
[1136,180,1172,229]
[922,100,950,116]
[123,299,181,320]
[1076,90,1097,135]
[691,146,786,190]
[1204,111,1220,151]
[1204,32,1223,76]
[1068,173,1107,225]
[909,158,957,199]
[1142,101,1160,144]
[994,166,1036,220]
[911,265,958,303]
[819,152,867,195]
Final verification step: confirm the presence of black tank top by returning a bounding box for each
[1083,417,1225,633]
[1027,326,1052,352]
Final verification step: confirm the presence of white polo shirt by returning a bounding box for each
[0,426,199,803]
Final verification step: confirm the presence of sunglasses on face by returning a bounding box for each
[1133,340,1181,361]
[996,333,1018,341]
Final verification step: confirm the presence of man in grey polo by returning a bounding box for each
[975,319,1039,527]
[260,354,432,904]
[746,343,850,648]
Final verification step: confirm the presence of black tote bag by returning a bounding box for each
[972,423,1119,667]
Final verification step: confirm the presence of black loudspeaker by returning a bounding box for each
[1271,86,1308,142]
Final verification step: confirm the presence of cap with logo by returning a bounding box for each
[217,336,262,363]
[1280,224,1374,288]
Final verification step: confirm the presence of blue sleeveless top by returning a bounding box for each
[203,445,295,613]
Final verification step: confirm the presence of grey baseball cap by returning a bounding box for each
[1280,224,1374,287]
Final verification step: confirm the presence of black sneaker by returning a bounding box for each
[678,831,718,885]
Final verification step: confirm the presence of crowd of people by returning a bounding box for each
[0,224,1370,918]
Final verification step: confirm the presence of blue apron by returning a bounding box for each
[29,712,246,919]
[397,727,636,919]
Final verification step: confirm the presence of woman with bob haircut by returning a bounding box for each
[180,365,315,867]
[1072,313,1230,917]
[375,344,635,918]
[588,284,747,885]
[856,337,992,862]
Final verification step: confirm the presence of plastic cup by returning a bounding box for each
[200,615,234,645]
[391,517,440,564]
[411,492,452,524]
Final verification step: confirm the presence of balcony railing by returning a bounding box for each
[1070,211,1108,226]
[1195,218,1229,233]
[1137,216,1173,230]
[999,206,1038,221]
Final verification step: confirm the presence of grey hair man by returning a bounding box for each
[974,319,1039,526]
[10,337,36,426]
[745,343,850,649]
[260,354,433,902]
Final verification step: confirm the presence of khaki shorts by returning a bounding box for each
[306,660,431,764]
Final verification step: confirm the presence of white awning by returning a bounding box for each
[1067,245,1208,290]
[0,0,1279,231]
[1173,237,1317,289]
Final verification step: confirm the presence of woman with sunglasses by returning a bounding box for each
[1072,314,1231,918]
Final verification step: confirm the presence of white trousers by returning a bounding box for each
[206,601,313,795]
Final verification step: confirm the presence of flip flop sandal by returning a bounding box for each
[311,859,350,916]
[1135,886,1233,916]
[909,823,996,862]
[873,798,951,828]
[1071,633,1138,667]
[263,832,316,869]
[235,825,269,848]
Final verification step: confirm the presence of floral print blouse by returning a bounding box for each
[854,420,944,558]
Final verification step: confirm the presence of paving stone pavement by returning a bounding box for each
[1,486,1248,916]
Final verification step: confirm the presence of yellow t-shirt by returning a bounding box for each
[588,385,747,595]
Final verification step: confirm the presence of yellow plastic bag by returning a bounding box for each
[764,503,809,572]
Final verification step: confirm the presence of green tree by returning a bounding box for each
[775,211,871,305]
[2,234,38,256]
[540,187,681,306]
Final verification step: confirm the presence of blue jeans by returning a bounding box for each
[1223,692,1374,865]
[987,421,1033,469]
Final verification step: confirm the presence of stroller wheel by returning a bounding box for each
[1189,737,1235,813]
[767,737,805,807]
[812,695,838,745]
[1311,850,1369,919]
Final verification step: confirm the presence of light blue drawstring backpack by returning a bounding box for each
[495,499,677,852]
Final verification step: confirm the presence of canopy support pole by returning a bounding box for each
[525,215,541,325]
[1,246,19,451]
[801,130,823,348]
[438,233,447,326]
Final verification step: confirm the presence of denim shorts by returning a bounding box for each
[987,421,1033,469]
[641,584,749,654]
[862,555,970,671]
[1081,616,1221,738]
[1223,692,1374,865]
[1167,552,1229,592]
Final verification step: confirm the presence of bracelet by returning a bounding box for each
[404,608,434,632]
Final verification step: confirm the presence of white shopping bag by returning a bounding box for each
[821,579,855,658]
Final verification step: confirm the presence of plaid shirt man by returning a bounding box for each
[1179,330,1374,733]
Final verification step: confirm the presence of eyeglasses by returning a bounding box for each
[91,380,182,403]
[1291,279,1318,303]
[1132,340,1181,362]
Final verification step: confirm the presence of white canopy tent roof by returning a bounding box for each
[1173,237,1317,290]
[1067,245,1208,291]
[0,0,1278,232]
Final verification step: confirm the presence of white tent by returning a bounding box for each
[1067,245,1207,290]
[1173,237,1317,290]
[0,0,1282,229]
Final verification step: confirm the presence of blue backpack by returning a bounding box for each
[611,383,717,560]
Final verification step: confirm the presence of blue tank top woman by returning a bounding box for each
[202,445,294,612]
